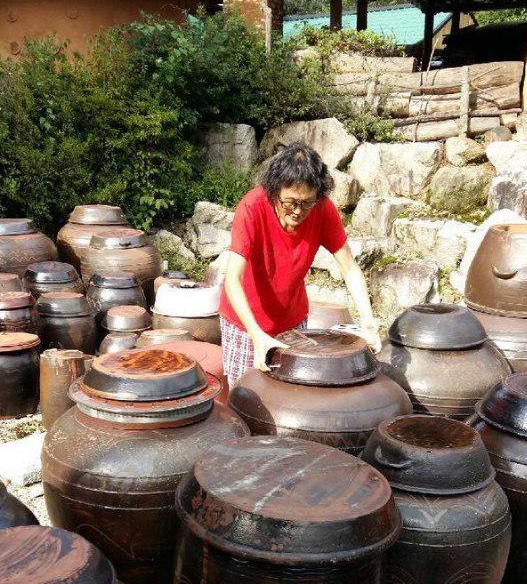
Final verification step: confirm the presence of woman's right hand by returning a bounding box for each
[252,331,289,372]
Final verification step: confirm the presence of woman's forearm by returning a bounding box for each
[342,261,376,325]
[225,272,264,338]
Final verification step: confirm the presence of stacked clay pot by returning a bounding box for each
[175,435,401,584]
[42,346,248,584]
[0,219,57,276]
[56,204,129,270]
[363,415,511,584]
[307,300,353,328]
[229,329,412,454]
[0,291,38,334]
[466,224,527,372]
[0,274,22,293]
[23,261,84,299]
[377,303,511,419]
[0,479,39,529]
[99,332,138,355]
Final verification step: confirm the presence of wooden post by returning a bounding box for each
[421,6,435,71]
[451,11,461,34]
[357,0,368,31]
[330,0,343,30]
[459,65,470,137]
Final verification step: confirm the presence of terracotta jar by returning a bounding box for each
[0,525,119,583]
[229,330,412,454]
[307,300,352,329]
[153,270,189,293]
[81,229,162,304]
[0,479,39,528]
[36,292,97,354]
[23,261,84,299]
[0,332,40,418]
[0,291,38,334]
[469,373,527,583]
[0,273,22,293]
[175,435,401,584]
[101,305,151,335]
[42,346,248,584]
[56,204,129,270]
[363,415,511,584]
[377,303,511,419]
[136,328,192,347]
[99,332,138,355]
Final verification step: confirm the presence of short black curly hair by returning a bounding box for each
[262,141,334,202]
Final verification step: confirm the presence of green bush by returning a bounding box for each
[476,8,527,25]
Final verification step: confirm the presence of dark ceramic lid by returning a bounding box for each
[81,347,209,401]
[99,332,138,355]
[476,373,527,437]
[89,228,149,250]
[0,526,117,584]
[24,261,79,284]
[176,436,401,563]
[0,291,34,310]
[68,204,128,225]
[161,270,189,279]
[89,271,140,289]
[267,329,380,386]
[36,292,92,317]
[362,415,495,495]
[0,332,40,353]
[0,218,37,236]
[102,305,152,332]
[388,303,487,350]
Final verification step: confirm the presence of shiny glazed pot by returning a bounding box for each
[36,292,97,354]
[81,229,162,304]
[23,261,84,299]
[0,219,57,277]
[0,291,38,334]
[229,330,412,454]
[136,328,192,347]
[175,435,401,584]
[307,300,352,329]
[378,304,511,419]
[0,273,22,293]
[42,346,248,584]
[99,332,138,354]
[0,479,39,528]
[101,305,151,335]
[56,205,129,270]
[152,312,221,345]
[0,525,119,583]
[363,415,511,584]
[466,224,527,317]
[0,332,40,418]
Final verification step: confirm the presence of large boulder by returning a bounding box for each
[350,142,443,199]
[196,123,257,172]
[153,229,196,262]
[488,170,527,217]
[306,282,351,307]
[184,202,234,259]
[259,118,359,169]
[328,169,362,210]
[484,126,512,143]
[445,137,486,167]
[486,141,527,175]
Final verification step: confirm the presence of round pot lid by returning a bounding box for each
[81,347,209,401]
[0,218,37,236]
[89,271,141,289]
[0,332,40,352]
[176,436,400,564]
[0,526,117,584]
[99,332,138,355]
[36,292,92,317]
[24,261,79,284]
[362,415,495,495]
[476,373,527,437]
[0,291,34,310]
[388,303,487,350]
[68,204,128,226]
[136,328,192,347]
[89,228,149,250]
[102,305,152,332]
[267,329,380,386]
[0,274,22,291]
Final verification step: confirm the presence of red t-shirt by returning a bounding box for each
[219,185,347,336]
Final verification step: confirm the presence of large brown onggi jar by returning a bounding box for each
[229,330,412,454]
[23,261,84,299]
[56,204,129,270]
[0,479,39,529]
[42,346,248,584]
[175,435,402,583]
[0,291,38,334]
[0,219,57,277]
[0,273,22,293]
[362,415,511,584]
[307,300,352,328]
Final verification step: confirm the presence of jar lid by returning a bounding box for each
[81,347,209,401]
[388,303,487,350]
[136,328,192,347]
[0,218,37,236]
[102,305,151,332]
[362,415,495,495]
[176,436,400,564]
[267,329,380,386]
[36,292,92,317]
[0,332,40,352]
[24,261,79,284]
[89,271,141,289]
[0,274,22,292]
[68,204,128,226]
[0,291,34,310]
[89,228,149,250]
[99,332,138,355]
[0,526,117,584]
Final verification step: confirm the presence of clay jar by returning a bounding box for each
[175,435,401,584]
[0,274,22,293]
[0,219,57,277]
[136,328,192,347]
[23,261,84,299]
[0,291,38,334]
[81,229,161,305]
[153,270,189,293]
[56,204,129,270]
[42,346,248,584]
[0,332,40,418]
[99,332,138,355]
[229,329,412,454]
[362,415,511,584]
[307,300,352,329]
[0,479,39,529]
[377,303,511,419]
[101,305,151,335]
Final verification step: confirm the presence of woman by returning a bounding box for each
[219,141,381,388]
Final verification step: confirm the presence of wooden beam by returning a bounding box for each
[451,10,461,33]
[421,7,434,71]
[330,0,343,31]
[357,0,368,31]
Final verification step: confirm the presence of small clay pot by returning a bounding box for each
[23,261,84,299]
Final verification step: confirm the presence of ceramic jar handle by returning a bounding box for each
[492,266,518,280]
[374,447,412,469]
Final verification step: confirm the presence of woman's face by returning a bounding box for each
[275,183,318,231]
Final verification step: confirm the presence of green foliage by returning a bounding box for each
[342,106,403,143]
[476,8,527,26]
[154,238,210,280]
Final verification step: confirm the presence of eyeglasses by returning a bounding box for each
[278,198,318,212]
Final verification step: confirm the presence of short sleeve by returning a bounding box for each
[229,197,256,259]
[320,198,347,254]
